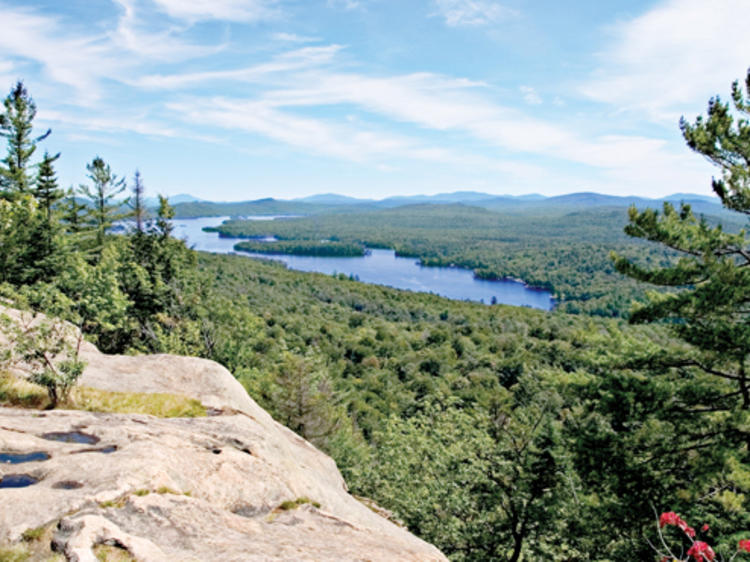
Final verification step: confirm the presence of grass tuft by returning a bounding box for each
[0,371,206,418]
[0,523,63,561]
[94,544,136,562]
[99,497,127,509]
[0,372,49,409]
[70,387,206,418]
[277,497,321,511]
[20,527,44,542]
[0,545,30,561]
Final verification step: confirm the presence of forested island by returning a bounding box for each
[2,71,750,562]
[234,239,367,257]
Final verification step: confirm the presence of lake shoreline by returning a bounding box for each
[175,216,554,310]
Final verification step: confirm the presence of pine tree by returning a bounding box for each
[79,156,127,256]
[613,69,750,411]
[0,81,50,197]
[154,194,174,240]
[33,151,63,259]
[60,187,90,235]
[129,169,147,233]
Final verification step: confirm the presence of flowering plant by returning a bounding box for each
[652,511,750,561]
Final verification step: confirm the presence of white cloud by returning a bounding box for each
[167,95,555,185]
[581,0,750,122]
[255,70,673,169]
[0,5,122,100]
[112,0,223,61]
[149,0,278,22]
[520,85,541,105]
[272,32,319,43]
[39,107,221,144]
[41,108,177,139]
[168,97,420,162]
[144,42,688,177]
[152,59,699,197]
[133,45,342,89]
[433,0,518,27]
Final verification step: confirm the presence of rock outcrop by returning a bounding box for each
[0,335,447,560]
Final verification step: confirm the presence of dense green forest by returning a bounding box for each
[233,238,366,257]
[2,74,750,562]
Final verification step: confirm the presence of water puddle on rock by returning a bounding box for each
[0,474,38,488]
[71,445,117,455]
[0,451,50,464]
[41,431,100,445]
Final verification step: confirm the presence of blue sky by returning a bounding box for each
[1,0,748,201]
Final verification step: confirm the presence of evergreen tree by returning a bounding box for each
[33,151,64,260]
[0,196,41,284]
[612,69,750,547]
[60,187,89,234]
[79,156,127,255]
[129,169,147,233]
[154,194,174,240]
[271,353,341,445]
[613,69,750,412]
[0,81,50,197]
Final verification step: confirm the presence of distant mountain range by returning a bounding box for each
[143,193,204,207]
[294,191,548,207]
[165,190,723,219]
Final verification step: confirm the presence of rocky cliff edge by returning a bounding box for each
[0,312,446,561]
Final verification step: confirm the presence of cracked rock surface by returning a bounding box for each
[0,338,446,561]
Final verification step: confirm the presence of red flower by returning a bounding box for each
[701,524,709,532]
[739,539,750,552]
[687,541,715,562]
[660,512,680,527]
[682,524,696,538]
[659,512,696,537]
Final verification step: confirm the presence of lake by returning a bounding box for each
[173,217,554,310]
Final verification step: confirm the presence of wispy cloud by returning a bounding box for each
[0,2,225,101]
[149,0,279,22]
[112,0,224,61]
[433,0,518,27]
[250,70,669,169]
[168,97,420,162]
[581,0,750,122]
[272,32,319,43]
[158,58,688,178]
[0,5,123,100]
[166,95,549,181]
[133,45,343,89]
[519,86,541,105]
